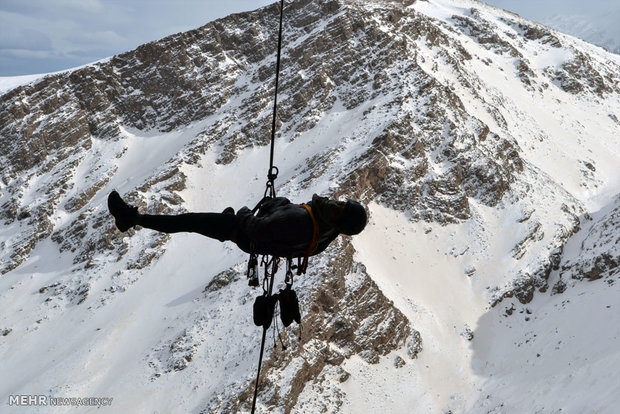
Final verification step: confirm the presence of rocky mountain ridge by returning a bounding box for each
[1,0,618,412]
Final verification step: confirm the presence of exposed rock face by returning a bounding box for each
[146,241,421,413]
[226,240,421,413]
[559,195,620,283]
[0,0,618,412]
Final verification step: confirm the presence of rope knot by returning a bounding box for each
[267,166,279,182]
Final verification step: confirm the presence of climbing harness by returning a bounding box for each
[298,203,320,275]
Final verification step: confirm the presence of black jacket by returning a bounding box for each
[235,197,339,258]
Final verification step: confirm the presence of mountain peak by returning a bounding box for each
[1,0,618,412]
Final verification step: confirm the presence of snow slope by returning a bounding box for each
[1,0,619,413]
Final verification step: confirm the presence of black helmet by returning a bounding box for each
[335,200,367,235]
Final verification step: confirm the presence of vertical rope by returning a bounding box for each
[252,4,285,412]
[251,260,277,414]
[266,0,285,197]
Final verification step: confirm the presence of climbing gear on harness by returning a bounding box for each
[278,285,301,327]
[253,292,278,329]
[247,254,259,287]
[251,257,280,331]
[280,258,301,327]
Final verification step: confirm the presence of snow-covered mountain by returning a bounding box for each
[1,0,619,413]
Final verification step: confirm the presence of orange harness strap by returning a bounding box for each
[298,203,319,275]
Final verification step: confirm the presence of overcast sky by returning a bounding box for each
[1,0,618,77]
[483,0,619,16]
[0,0,274,76]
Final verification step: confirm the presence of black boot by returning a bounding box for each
[107,191,140,232]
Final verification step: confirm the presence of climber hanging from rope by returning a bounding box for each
[107,191,367,260]
[105,0,366,271]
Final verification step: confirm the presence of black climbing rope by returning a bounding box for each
[265,0,285,199]
[251,1,286,413]
[251,256,279,413]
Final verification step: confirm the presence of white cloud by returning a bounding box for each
[0,0,104,17]
[54,0,104,13]
[0,28,53,51]
[66,30,126,47]
[0,49,55,59]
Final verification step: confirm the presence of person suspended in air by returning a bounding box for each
[107,191,367,260]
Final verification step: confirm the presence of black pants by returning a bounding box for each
[140,213,236,242]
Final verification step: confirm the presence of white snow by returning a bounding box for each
[0,74,47,95]
[0,58,112,96]
[1,0,619,413]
